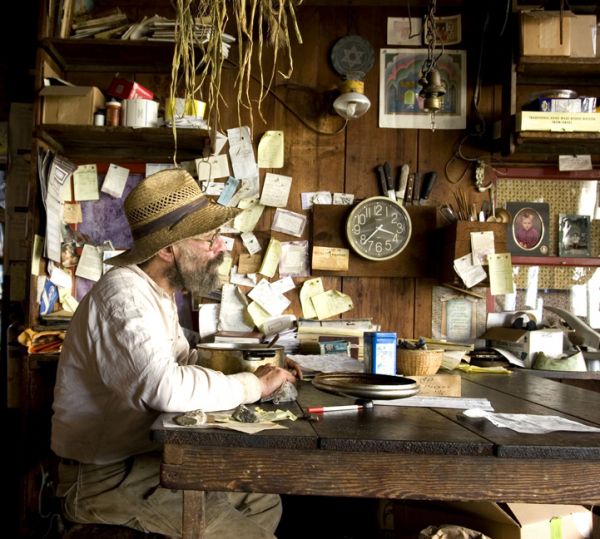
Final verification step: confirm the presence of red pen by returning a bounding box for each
[307,401,373,414]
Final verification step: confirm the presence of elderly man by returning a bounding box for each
[52,169,298,537]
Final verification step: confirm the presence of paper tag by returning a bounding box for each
[312,246,349,271]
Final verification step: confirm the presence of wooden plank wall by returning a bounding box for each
[60,2,497,339]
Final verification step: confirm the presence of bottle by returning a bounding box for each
[105,99,121,126]
[94,109,106,126]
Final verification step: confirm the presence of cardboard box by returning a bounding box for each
[481,327,563,368]
[570,14,597,58]
[521,11,571,56]
[40,86,105,125]
[107,77,154,100]
[393,500,593,539]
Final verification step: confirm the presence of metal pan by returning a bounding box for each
[312,372,419,399]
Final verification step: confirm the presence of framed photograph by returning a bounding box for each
[387,17,422,46]
[506,202,550,256]
[429,15,462,46]
[379,48,467,129]
[558,214,591,257]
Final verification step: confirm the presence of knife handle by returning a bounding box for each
[412,172,421,204]
[396,164,409,201]
[383,161,394,191]
[420,171,438,201]
[376,165,388,197]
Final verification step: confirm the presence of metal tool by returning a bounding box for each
[375,165,388,198]
[383,161,396,201]
[404,173,415,205]
[411,171,421,204]
[419,171,438,205]
[395,164,409,204]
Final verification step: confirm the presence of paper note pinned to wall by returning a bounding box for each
[487,253,514,296]
[300,278,324,319]
[217,176,241,206]
[312,246,349,271]
[260,173,292,207]
[238,253,263,274]
[196,153,230,180]
[63,202,82,224]
[247,301,271,329]
[234,198,265,233]
[73,164,99,201]
[75,244,103,281]
[311,289,354,320]
[219,284,254,332]
[257,130,284,168]
[101,164,130,198]
[259,238,282,278]
[228,126,258,179]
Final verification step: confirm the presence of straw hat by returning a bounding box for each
[107,168,240,266]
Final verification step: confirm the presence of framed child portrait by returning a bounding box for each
[506,202,550,256]
[558,214,591,257]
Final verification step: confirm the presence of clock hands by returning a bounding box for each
[378,226,397,237]
[361,225,383,244]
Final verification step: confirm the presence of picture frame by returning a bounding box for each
[429,15,462,46]
[506,202,550,256]
[379,48,467,129]
[558,214,591,257]
[386,17,422,46]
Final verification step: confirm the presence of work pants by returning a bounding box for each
[56,451,282,538]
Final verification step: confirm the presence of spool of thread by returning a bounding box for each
[105,99,122,126]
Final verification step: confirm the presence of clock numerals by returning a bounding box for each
[346,197,412,261]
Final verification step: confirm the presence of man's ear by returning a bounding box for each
[156,245,175,263]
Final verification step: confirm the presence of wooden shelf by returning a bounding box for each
[517,56,600,82]
[36,124,210,162]
[514,131,600,156]
[41,38,187,73]
[512,255,600,267]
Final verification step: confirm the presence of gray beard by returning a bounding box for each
[168,251,224,296]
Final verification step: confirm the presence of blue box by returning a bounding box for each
[364,332,397,375]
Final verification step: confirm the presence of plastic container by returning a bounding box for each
[105,99,121,126]
[364,332,397,376]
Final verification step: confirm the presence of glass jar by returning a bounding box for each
[105,99,121,126]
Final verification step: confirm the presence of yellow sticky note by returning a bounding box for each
[487,253,514,296]
[218,253,233,285]
[311,289,354,321]
[259,238,281,278]
[299,278,324,319]
[257,130,284,168]
[247,301,270,329]
[58,288,79,312]
[234,198,265,233]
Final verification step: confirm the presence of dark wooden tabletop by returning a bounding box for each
[153,371,600,460]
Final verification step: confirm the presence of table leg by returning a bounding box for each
[182,489,205,539]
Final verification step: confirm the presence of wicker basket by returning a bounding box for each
[396,348,444,376]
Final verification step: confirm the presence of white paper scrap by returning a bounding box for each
[228,126,258,179]
[260,173,292,207]
[374,397,494,410]
[196,154,230,181]
[101,164,129,198]
[241,232,262,255]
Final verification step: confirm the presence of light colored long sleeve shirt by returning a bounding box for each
[51,265,261,464]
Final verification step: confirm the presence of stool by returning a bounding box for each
[64,523,166,538]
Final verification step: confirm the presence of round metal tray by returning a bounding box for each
[311,372,419,399]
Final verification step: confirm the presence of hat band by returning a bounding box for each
[131,196,209,240]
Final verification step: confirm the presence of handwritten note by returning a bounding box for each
[260,173,292,207]
[73,164,99,201]
[234,198,265,233]
[196,154,230,180]
[271,208,306,237]
[300,278,324,319]
[311,289,354,320]
[101,164,130,198]
[259,238,282,278]
[487,253,514,295]
[228,126,258,179]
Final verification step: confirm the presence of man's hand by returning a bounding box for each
[254,365,297,398]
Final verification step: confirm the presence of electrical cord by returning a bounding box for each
[225,58,348,136]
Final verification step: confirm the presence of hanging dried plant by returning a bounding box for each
[169,0,302,161]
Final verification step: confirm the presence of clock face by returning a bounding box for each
[346,196,412,261]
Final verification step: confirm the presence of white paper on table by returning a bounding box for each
[257,130,284,168]
[461,408,600,434]
[453,253,487,288]
[287,354,364,374]
[271,208,307,237]
[101,164,130,198]
[228,126,258,179]
[198,303,220,339]
[73,164,99,201]
[248,279,290,316]
[75,244,103,282]
[196,154,231,181]
[241,232,262,255]
[299,278,324,319]
[375,397,494,410]
[218,284,254,332]
[270,276,295,295]
[260,173,292,207]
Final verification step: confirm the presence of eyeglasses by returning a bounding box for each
[196,229,221,249]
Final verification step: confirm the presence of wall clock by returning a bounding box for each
[345,196,412,261]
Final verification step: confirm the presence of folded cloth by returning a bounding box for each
[18,328,65,354]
